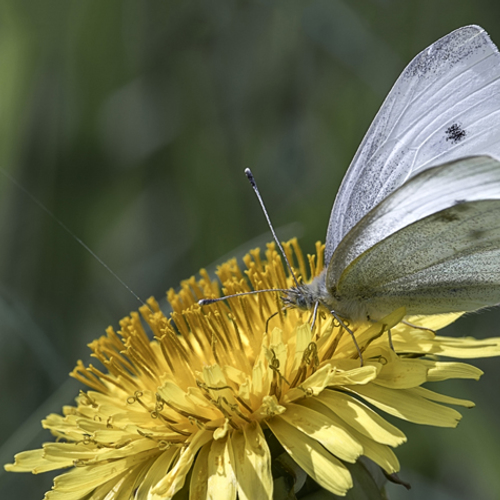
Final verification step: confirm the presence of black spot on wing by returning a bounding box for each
[445,123,467,143]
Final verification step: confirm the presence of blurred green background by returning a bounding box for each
[1,1,500,498]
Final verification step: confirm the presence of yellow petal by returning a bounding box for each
[90,464,144,500]
[189,443,210,500]
[4,449,46,473]
[289,323,313,375]
[48,450,156,497]
[299,397,400,474]
[351,431,399,474]
[222,365,249,386]
[203,364,229,387]
[152,430,213,497]
[283,365,378,403]
[45,486,104,500]
[237,379,252,408]
[158,382,218,420]
[269,329,288,373]
[213,419,231,441]
[251,359,270,401]
[347,384,463,427]
[45,438,158,465]
[374,354,429,389]
[393,331,500,358]
[186,386,225,414]
[207,437,237,500]
[422,360,483,381]
[402,313,464,331]
[280,403,363,463]
[252,395,286,421]
[316,389,406,446]
[134,447,179,500]
[328,365,381,386]
[412,386,474,408]
[267,416,352,496]
[41,442,108,462]
[354,308,407,347]
[231,424,273,500]
[432,335,500,358]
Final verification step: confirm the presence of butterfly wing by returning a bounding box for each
[327,156,500,286]
[333,197,500,318]
[325,25,500,264]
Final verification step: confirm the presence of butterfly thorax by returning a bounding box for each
[282,270,371,323]
[282,271,336,312]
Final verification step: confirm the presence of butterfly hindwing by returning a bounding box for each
[335,197,500,318]
[327,156,500,287]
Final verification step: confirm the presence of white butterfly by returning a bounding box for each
[202,25,500,356]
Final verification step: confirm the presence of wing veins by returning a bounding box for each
[372,34,496,163]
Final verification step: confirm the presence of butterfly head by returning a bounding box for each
[282,285,315,311]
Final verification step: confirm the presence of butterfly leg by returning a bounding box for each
[401,320,436,334]
[265,311,279,333]
[330,310,364,366]
[309,301,320,331]
[387,328,395,352]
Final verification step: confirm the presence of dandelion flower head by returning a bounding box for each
[6,239,500,499]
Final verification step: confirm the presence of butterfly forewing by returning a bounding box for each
[325,25,500,263]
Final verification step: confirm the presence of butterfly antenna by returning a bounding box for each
[0,167,149,310]
[244,168,301,289]
[199,288,291,306]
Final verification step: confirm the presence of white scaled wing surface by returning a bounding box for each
[328,156,500,285]
[328,157,500,319]
[325,25,500,264]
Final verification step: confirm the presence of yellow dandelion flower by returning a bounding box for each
[5,239,500,499]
